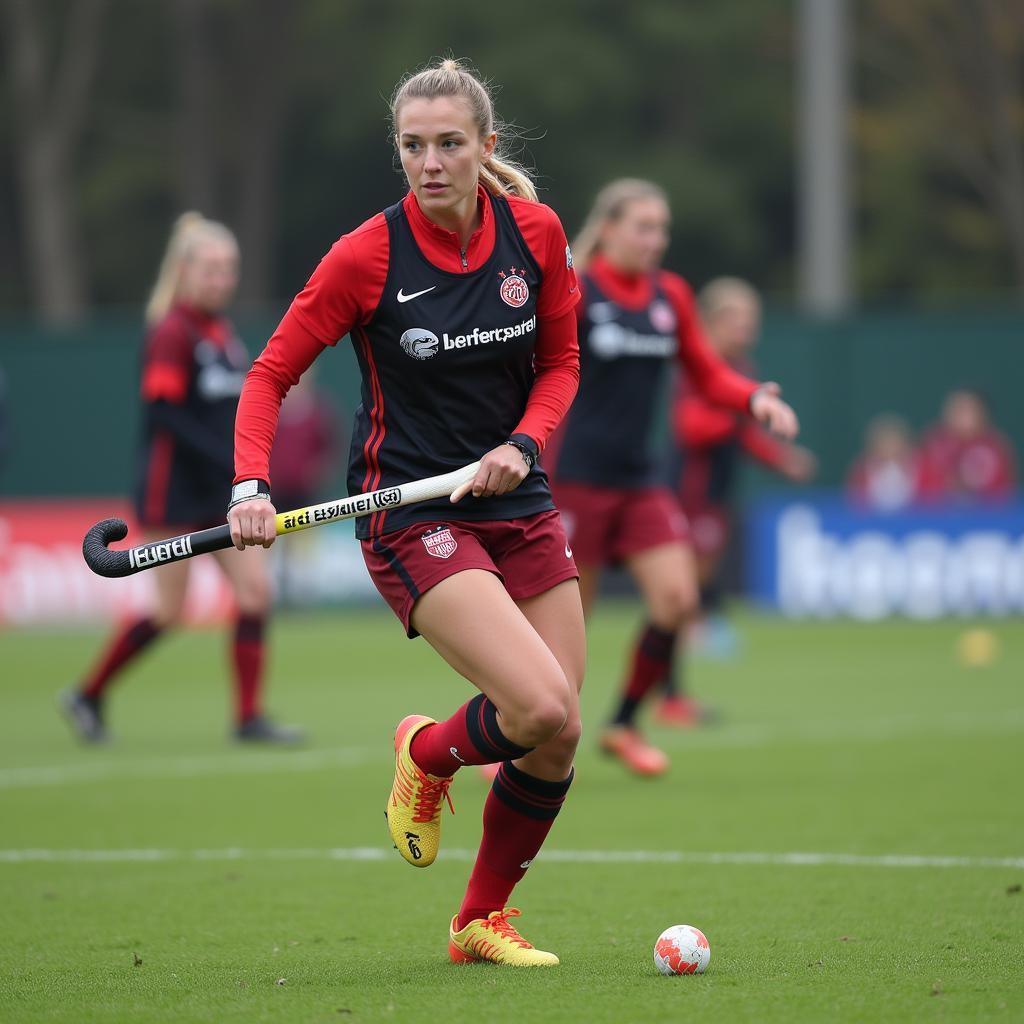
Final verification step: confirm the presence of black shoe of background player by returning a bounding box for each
[59,689,109,744]
[234,714,306,745]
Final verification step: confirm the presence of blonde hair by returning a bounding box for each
[390,57,537,202]
[698,277,761,321]
[145,212,238,324]
[571,178,668,272]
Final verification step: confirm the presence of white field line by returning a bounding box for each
[0,847,1021,870]
[2,707,1022,791]
[0,747,381,790]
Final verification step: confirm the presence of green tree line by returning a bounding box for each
[1,0,1022,323]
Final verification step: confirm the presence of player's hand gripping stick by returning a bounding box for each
[82,462,481,579]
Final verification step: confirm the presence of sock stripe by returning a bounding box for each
[479,697,531,758]
[491,763,573,820]
[465,695,531,761]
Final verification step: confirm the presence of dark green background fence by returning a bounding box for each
[1,309,1021,499]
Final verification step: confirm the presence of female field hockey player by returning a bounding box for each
[62,214,301,745]
[549,179,800,775]
[229,59,583,966]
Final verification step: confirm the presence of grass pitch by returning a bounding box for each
[1,604,1022,1023]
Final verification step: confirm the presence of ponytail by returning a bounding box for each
[479,153,538,202]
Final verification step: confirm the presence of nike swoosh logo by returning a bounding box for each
[397,286,436,303]
[565,544,573,558]
[449,746,466,764]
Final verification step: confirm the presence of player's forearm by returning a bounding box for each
[513,311,580,450]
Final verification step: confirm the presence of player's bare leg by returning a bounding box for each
[212,545,303,744]
[431,577,584,965]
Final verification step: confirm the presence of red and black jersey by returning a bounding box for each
[235,186,580,538]
[552,254,757,490]
[135,304,248,526]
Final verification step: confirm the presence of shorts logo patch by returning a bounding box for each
[498,267,529,308]
[421,525,458,559]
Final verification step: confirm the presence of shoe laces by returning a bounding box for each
[484,908,532,948]
[412,772,454,823]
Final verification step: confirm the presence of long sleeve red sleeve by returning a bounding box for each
[512,309,580,451]
[234,315,328,484]
[674,391,739,448]
[660,272,758,413]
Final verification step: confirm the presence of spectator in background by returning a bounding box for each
[668,277,815,676]
[61,213,302,745]
[919,389,1017,502]
[846,414,924,511]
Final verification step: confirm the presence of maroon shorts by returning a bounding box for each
[361,510,579,637]
[552,482,690,567]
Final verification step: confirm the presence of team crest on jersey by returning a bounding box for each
[400,328,440,360]
[498,267,529,308]
[649,300,677,335]
[421,525,458,559]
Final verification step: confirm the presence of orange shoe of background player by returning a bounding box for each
[654,694,705,729]
[599,725,669,776]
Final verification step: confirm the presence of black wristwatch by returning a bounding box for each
[228,479,272,510]
[504,434,539,469]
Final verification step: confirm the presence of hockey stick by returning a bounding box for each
[82,461,481,579]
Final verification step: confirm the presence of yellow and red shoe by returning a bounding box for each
[448,908,559,967]
[386,715,454,867]
[600,725,669,776]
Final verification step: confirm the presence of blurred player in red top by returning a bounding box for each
[550,180,800,775]
[61,214,301,745]
[228,60,582,966]
[918,389,1016,502]
[668,278,814,672]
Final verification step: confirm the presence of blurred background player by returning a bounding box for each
[846,414,923,511]
[549,180,800,775]
[229,60,583,967]
[61,213,302,745]
[918,389,1017,503]
[665,277,815,680]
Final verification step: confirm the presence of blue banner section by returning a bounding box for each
[746,494,1024,619]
